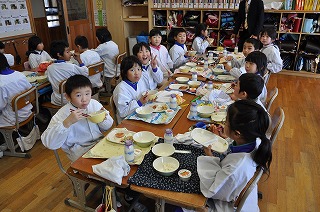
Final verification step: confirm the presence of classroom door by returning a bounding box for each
[61,0,95,51]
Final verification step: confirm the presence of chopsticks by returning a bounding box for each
[225,85,233,92]
[69,108,91,117]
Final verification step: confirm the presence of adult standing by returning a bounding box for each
[231,0,264,52]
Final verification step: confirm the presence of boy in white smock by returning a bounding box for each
[46,40,88,106]
[149,29,173,81]
[133,42,163,90]
[169,28,189,69]
[41,75,113,162]
[74,35,102,88]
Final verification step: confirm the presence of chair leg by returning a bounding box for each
[258,191,263,199]
[0,130,31,158]
[100,77,113,97]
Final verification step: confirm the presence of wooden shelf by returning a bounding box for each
[123,17,148,22]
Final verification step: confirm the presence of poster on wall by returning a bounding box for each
[0,0,32,38]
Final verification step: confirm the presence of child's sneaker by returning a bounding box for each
[133,202,148,212]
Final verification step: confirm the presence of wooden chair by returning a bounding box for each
[234,168,264,212]
[41,80,66,116]
[0,86,39,158]
[265,87,278,112]
[262,70,271,85]
[267,107,285,146]
[87,61,104,98]
[109,95,119,125]
[114,52,127,85]
[53,149,104,212]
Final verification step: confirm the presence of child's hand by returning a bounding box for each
[139,92,149,105]
[226,55,233,61]
[224,63,232,72]
[210,124,227,138]
[150,53,158,69]
[63,109,85,128]
[204,145,213,156]
[190,56,197,62]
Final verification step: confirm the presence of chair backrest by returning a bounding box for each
[59,80,67,106]
[115,52,127,78]
[109,95,118,125]
[24,61,31,71]
[234,168,264,212]
[265,87,278,112]
[88,61,104,76]
[11,86,39,129]
[263,70,271,85]
[267,107,285,146]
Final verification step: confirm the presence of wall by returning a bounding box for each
[30,0,45,18]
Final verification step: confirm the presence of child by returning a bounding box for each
[47,40,88,106]
[113,56,151,121]
[149,29,173,81]
[74,35,102,88]
[41,75,113,162]
[26,35,52,69]
[260,28,283,73]
[132,42,163,90]
[224,38,260,79]
[0,53,33,127]
[95,28,119,79]
[197,100,272,211]
[230,73,266,110]
[243,51,268,103]
[192,23,213,54]
[169,28,189,69]
[0,41,14,66]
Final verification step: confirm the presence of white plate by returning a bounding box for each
[215,75,236,82]
[191,128,228,153]
[186,62,197,67]
[200,59,215,64]
[106,128,135,144]
[190,67,204,72]
[148,103,169,112]
[169,84,189,91]
[211,112,227,122]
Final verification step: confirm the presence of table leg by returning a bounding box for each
[155,198,165,212]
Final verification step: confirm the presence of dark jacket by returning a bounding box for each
[233,0,264,36]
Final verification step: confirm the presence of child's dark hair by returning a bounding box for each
[50,40,69,59]
[0,41,4,49]
[132,42,151,56]
[173,28,186,37]
[260,27,277,40]
[227,100,272,174]
[65,75,92,96]
[245,51,267,76]
[244,38,260,50]
[27,35,43,56]
[239,73,264,100]
[0,53,10,72]
[74,35,88,49]
[149,29,162,37]
[195,23,208,37]
[96,28,112,43]
[120,56,142,81]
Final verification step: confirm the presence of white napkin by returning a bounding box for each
[92,156,130,185]
[156,90,183,103]
[201,89,232,106]
[175,132,203,148]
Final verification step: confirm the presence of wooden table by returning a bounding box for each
[70,79,207,212]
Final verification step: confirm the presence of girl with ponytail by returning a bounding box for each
[197,99,272,211]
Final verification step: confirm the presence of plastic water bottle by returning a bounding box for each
[124,140,134,163]
[234,46,238,54]
[164,129,174,145]
[170,94,178,109]
[192,72,197,81]
[223,48,228,57]
[207,81,213,92]
[208,51,214,60]
[190,102,197,118]
[204,58,209,70]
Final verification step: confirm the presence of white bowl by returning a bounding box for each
[179,66,191,73]
[133,131,155,148]
[88,110,107,123]
[176,77,189,84]
[213,68,225,75]
[136,107,153,118]
[211,111,227,123]
[188,50,197,57]
[152,143,175,157]
[153,156,180,176]
[188,81,201,88]
[186,62,197,67]
[197,105,215,118]
[178,169,192,182]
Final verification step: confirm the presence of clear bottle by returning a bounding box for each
[192,72,197,81]
[204,58,209,70]
[124,140,134,163]
[170,94,178,109]
[207,81,213,92]
[190,102,197,118]
[164,129,174,145]
[234,46,238,54]
[208,51,214,60]
[223,48,228,57]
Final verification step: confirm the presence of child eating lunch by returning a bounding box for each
[192,23,213,54]
[112,56,152,122]
[41,75,113,162]
[169,28,189,69]
[198,100,272,211]
[26,35,52,69]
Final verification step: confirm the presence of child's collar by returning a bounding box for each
[55,59,66,63]
[150,44,161,51]
[174,41,185,49]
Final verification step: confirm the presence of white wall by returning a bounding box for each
[31,0,45,18]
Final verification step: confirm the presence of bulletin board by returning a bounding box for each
[0,0,34,39]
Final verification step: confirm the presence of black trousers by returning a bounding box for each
[238,29,251,52]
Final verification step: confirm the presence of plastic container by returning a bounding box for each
[124,140,134,163]
[207,81,213,92]
[170,94,178,109]
[204,58,209,70]
[234,46,238,54]
[164,129,174,145]
[190,102,197,118]
[192,72,198,81]
[223,49,227,57]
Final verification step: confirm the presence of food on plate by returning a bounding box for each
[179,85,188,90]
[180,170,190,176]
[189,87,197,92]
[152,105,158,110]
[219,57,227,64]
[213,84,221,89]
[161,163,176,172]
[115,132,125,138]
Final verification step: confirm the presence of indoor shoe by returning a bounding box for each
[133,202,148,212]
